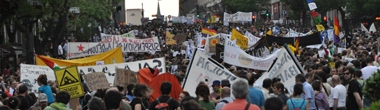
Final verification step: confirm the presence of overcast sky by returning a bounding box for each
[125,0,179,19]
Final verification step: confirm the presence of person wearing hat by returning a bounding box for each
[210,80,221,104]
[31,93,48,110]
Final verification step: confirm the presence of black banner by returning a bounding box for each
[266,32,322,46]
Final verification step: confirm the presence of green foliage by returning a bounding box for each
[365,101,380,110]
[222,0,268,13]
[281,0,306,14]
[363,70,380,102]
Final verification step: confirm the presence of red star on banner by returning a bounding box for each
[77,44,85,52]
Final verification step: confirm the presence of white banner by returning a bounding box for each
[186,14,195,24]
[223,12,252,26]
[244,32,261,46]
[183,49,236,97]
[20,58,166,94]
[121,31,136,38]
[68,35,161,59]
[254,47,304,94]
[224,39,279,70]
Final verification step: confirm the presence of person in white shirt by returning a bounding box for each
[329,75,346,110]
[361,57,377,80]
[262,78,271,100]
[58,42,64,59]
[62,40,68,57]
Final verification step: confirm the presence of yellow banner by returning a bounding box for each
[166,31,177,45]
[36,47,124,66]
[231,28,248,49]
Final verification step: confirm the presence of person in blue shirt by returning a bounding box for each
[296,74,316,110]
[246,74,265,109]
[284,83,309,110]
[37,74,55,105]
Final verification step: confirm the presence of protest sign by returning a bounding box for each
[254,46,305,94]
[166,31,177,45]
[21,58,166,94]
[224,39,279,70]
[183,49,236,97]
[83,72,110,91]
[54,66,85,99]
[37,47,124,66]
[244,31,261,46]
[115,68,126,87]
[68,36,161,59]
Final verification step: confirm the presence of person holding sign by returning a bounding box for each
[37,74,55,105]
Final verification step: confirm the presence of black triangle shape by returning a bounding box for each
[60,70,80,86]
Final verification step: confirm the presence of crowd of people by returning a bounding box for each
[1,20,380,110]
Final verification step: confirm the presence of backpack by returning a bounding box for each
[155,98,172,110]
[291,99,305,110]
[220,100,229,104]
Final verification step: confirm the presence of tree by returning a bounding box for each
[1,0,118,63]
[222,0,269,13]
[281,0,307,27]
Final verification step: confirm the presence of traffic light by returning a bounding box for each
[266,13,269,17]
[376,16,380,21]
[196,12,200,18]
[252,15,256,19]
[323,16,327,21]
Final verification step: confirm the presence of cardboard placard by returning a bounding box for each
[115,68,138,87]
[115,68,126,87]
[83,72,110,91]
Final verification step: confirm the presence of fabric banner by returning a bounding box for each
[266,32,321,47]
[68,36,161,59]
[254,46,305,94]
[224,39,279,70]
[223,12,252,26]
[244,32,261,46]
[183,49,236,97]
[121,31,136,38]
[283,29,312,37]
[21,58,166,94]
[245,37,271,58]
[37,47,124,67]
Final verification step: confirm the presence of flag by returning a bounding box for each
[37,55,61,70]
[294,37,300,53]
[202,28,217,36]
[266,29,272,35]
[334,16,340,43]
[231,28,248,49]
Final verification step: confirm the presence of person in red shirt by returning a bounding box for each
[222,78,260,110]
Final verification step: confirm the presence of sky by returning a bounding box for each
[125,0,179,19]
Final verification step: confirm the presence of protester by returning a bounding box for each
[272,82,289,106]
[16,84,31,110]
[264,97,284,110]
[284,84,309,110]
[44,91,75,110]
[87,97,105,110]
[344,67,363,110]
[296,74,316,110]
[246,74,265,109]
[37,74,55,105]
[215,87,233,110]
[221,78,260,110]
[178,91,190,102]
[130,84,152,110]
[148,82,180,110]
[180,96,203,110]
[104,89,123,110]
[195,84,215,110]
[328,75,346,110]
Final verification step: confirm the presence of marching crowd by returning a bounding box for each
[1,21,380,110]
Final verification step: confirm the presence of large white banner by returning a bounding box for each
[183,49,236,97]
[20,58,166,94]
[224,39,279,70]
[254,47,304,94]
[68,36,161,59]
[223,12,252,26]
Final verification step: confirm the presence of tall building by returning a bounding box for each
[126,9,143,25]
[179,0,197,16]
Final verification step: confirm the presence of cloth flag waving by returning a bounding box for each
[334,16,340,43]
[37,55,62,70]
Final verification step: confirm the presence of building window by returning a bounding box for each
[131,13,135,16]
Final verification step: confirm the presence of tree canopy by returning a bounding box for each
[222,0,269,13]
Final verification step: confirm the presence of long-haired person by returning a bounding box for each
[284,84,309,110]
[130,84,152,110]
[195,84,215,110]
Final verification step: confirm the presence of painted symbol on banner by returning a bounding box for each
[77,44,85,52]
[59,70,79,86]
